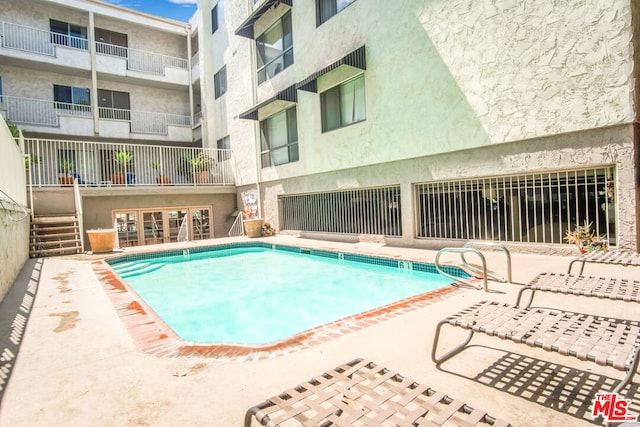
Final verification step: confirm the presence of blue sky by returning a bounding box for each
[102,0,197,23]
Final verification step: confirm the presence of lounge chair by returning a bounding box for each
[567,249,640,275]
[515,272,640,308]
[245,358,513,426]
[432,301,640,394]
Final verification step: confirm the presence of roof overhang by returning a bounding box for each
[297,45,366,92]
[239,84,298,120]
[235,0,293,39]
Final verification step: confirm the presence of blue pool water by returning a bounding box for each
[109,246,455,344]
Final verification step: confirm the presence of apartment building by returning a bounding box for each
[1,0,639,253]
[0,0,237,250]
[196,0,640,251]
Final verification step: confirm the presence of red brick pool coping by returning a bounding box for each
[92,257,466,361]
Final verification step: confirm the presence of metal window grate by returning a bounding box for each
[279,186,402,236]
[415,167,616,245]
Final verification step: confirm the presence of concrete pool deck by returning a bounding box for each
[1,236,639,426]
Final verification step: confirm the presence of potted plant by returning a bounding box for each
[151,161,170,185]
[242,205,264,238]
[564,221,608,253]
[189,152,214,184]
[112,150,133,185]
[58,159,74,185]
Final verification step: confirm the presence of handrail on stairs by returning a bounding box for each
[435,247,489,292]
[73,178,85,252]
[461,241,513,284]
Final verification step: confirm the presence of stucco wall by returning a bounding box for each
[215,0,637,186]
[0,119,29,302]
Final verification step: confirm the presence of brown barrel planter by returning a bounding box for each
[243,219,264,238]
[87,229,116,253]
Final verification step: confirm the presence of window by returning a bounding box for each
[214,66,227,99]
[211,1,224,33]
[260,107,298,167]
[320,74,366,132]
[50,19,87,49]
[98,89,130,120]
[95,28,128,57]
[217,135,231,161]
[256,12,293,84]
[53,85,90,111]
[316,0,356,26]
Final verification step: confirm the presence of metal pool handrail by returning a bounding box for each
[461,241,513,284]
[435,247,489,292]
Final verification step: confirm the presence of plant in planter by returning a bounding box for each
[242,205,264,238]
[58,159,74,185]
[564,221,608,253]
[151,161,170,185]
[112,150,133,185]
[189,152,215,184]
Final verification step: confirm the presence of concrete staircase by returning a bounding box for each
[30,214,82,258]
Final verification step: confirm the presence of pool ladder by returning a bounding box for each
[435,242,513,292]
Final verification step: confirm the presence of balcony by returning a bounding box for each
[24,138,235,188]
[1,21,189,84]
[1,95,194,141]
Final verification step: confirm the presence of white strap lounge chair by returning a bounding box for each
[432,301,640,395]
[245,358,513,426]
[567,250,640,275]
[515,272,640,308]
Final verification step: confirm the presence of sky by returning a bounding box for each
[102,0,198,23]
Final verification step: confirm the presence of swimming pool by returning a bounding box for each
[98,242,468,359]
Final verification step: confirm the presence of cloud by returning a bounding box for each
[168,0,197,4]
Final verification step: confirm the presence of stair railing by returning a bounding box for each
[73,178,85,252]
[228,211,245,237]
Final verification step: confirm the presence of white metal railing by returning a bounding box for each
[415,167,617,246]
[228,212,245,237]
[279,186,402,236]
[2,96,190,135]
[95,41,188,75]
[23,138,235,188]
[2,96,58,126]
[0,21,88,55]
[72,178,85,252]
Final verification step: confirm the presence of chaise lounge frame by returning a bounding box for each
[432,301,640,395]
[515,272,640,308]
[245,358,513,426]
[567,250,640,275]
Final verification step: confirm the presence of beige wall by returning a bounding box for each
[32,188,238,242]
[0,119,29,301]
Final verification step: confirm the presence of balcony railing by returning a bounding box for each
[0,21,188,75]
[1,21,88,55]
[96,42,188,74]
[3,95,192,135]
[24,139,235,188]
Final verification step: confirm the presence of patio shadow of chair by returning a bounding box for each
[436,346,640,425]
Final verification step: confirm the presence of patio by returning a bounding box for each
[1,235,638,426]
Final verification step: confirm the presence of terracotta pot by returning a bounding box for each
[155,176,170,185]
[111,174,126,185]
[58,176,74,186]
[193,171,209,184]
[87,229,116,253]
[243,219,264,238]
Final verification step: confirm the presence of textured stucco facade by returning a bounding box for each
[196,0,640,250]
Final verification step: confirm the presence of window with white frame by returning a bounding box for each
[260,107,298,167]
[53,85,90,112]
[214,66,227,99]
[256,11,293,84]
[211,1,224,33]
[316,0,356,26]
[49,19,88,49]
[320,74,366,132]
